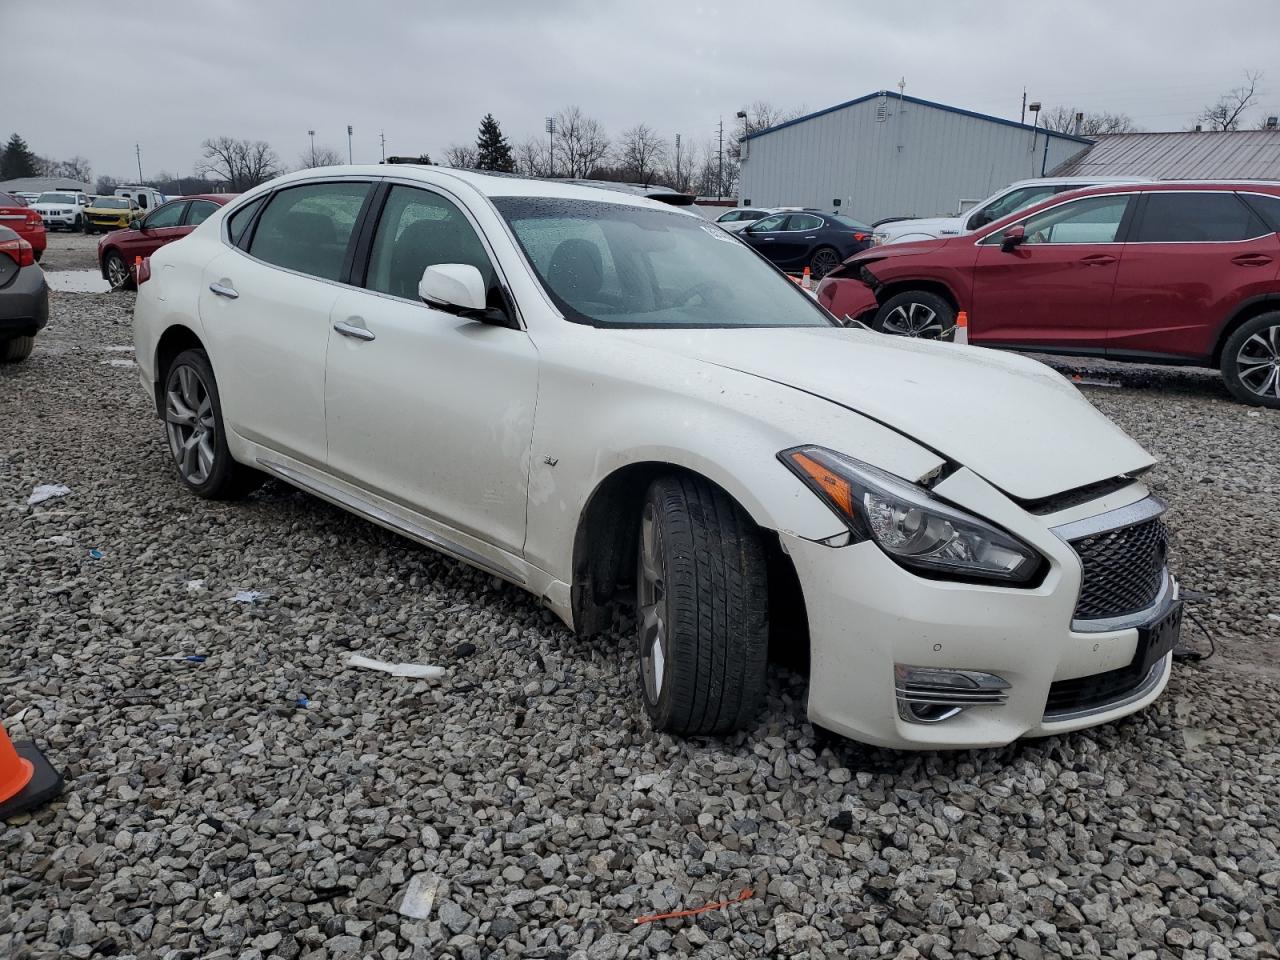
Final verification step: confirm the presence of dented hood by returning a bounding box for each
[617,326,1154,501]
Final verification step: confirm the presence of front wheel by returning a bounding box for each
[163,349,264,499]
[1222,311,1280,408]
[636,475,769,736]
[104,250,132,290]
[872,290,956,340]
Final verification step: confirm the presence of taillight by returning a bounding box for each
[136,256,152,285]
[853,232,867,242]
[0,237,35,267]
[27,211,41,226]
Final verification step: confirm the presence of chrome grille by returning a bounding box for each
[1070,517,1167,621]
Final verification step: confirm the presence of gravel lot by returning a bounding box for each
[1,244,1278,959]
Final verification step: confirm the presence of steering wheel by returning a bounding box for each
[672,280,732,307]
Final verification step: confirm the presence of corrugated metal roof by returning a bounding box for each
[1050,131,1280,180]
[744,91,1093,145]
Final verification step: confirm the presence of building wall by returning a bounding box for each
[739,96,1087,223]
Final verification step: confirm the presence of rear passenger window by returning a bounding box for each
[364,185,496,300]
[787,214,823,230]
[1242,193,1280,232]
[1134,193,1269,243]
[249,182,371,281]
[186,200,219,227]
[226,196,265,248]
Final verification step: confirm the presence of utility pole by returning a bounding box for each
[545,116,555,177]
[135,143,143,183]
[1020,88,1027,125]
[347,125,353,164]
[308,129,315,164]
[380,130,386,163]
[674,133,682,191]
[717,117,724,201]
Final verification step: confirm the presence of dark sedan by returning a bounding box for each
[0,225,49,363]
[739,210,873,278]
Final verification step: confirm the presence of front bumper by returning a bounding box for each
[785,471,1174,750]
[89,216,130,230]
[40,212,78,228]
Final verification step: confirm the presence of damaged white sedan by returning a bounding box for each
[132,165,1180,749]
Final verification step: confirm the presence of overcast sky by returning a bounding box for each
[8,0,1279,182]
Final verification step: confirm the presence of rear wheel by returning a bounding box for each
[104,251,132,290]
[1222,311,1280,408]
[163,349,264,499]
[636,475,769,736]
[32,248,43,262]
[1,336,34,363]
[809,246,841,279]
[872,290,956,340]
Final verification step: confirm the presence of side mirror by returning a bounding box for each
[130,218,143,231]
[419,263,515,328]
[1000,224,1027,251]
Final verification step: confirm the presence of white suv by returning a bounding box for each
[874,177,1151,245]
[131,165,1180,749]
[33,191,88,231]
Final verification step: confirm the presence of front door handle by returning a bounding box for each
[333,318,375,342]
[208,281,238,299]
[1232,253,1273,267]
[1080,254,1117,266]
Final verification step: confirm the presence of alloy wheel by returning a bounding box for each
[810,248,840,278]
[637,502,668,704]
[165,364,217,485]
[106,254,129,288]
[881,301,944,338]
[1236,324,1280,400]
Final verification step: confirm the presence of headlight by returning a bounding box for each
[780,446,1042,583]
[871,232,887,245]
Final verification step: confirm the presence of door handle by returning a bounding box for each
[333,318,375,342]
[1232,254,1273,267]
[208,281,238,299]
[1079,254,1117,266]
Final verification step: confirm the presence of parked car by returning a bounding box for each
[0,224,49,363]
[14,192,41,207]
[0,191,48,262]
[818,181,1280,407]
[32,191,88,231]
[873,177,1152,245]
[86,195,142,234]
[98,194,235,289]
[714,207,778,233]
[114,185,165,213]
[132,166,1180,750]
[740,210,873,277]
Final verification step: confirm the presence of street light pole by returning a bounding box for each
[308,129,315,164]
[717,117,724,200]
[674,133,682,191]
[347,125,353,164]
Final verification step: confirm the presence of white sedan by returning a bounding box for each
[132,165,1181,749]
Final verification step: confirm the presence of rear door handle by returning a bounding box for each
[1232,253,1273,267]
[333,318,375,342]
[208,281,238,299]
[1080,254,1117,266]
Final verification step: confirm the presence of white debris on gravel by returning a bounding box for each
[1,279,1278,959]
[230,590,270,603]
[348,653,446,680]
[26,483,71,505]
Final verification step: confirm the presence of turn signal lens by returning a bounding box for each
[787,451,855,519]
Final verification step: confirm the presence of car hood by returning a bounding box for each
[613,326,1154,501]
[879,215,966,239]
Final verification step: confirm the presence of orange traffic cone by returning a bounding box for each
[0,719,62,821]
[801,266,813,291]
[953,310,969,346]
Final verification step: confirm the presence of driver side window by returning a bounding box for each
[145,201,187,230]
[751,213,786,231]
[1020,196,1131,244]
[969,186,1055,229]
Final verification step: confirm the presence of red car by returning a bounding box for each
[98,194,236,289]
[0,191,48,262]
[817,181,1280,407]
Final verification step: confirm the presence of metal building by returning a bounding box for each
[1050,130,1280,180]
[738,92,1091,223]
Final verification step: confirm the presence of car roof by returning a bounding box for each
[1058,179,1280,199]
[179,194,238,204]
[1004,176,1155,188]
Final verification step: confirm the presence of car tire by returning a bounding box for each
[1221,311,1280,408]
[635,474,769,736]
[32,248,43,262]
[0,336,34,363]
[872,290,956,340]
[74,214,83,230]
[162,348,264,500]
[104,251,133,290]
[809,246,841,279]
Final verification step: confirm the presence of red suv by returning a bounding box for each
[0,191,48,262]
[98,194,236,289]
[817,182,1280,407]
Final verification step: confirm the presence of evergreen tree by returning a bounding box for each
[1,133,39,180]
[474,114,515,172]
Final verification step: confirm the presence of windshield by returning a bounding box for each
[94,197,131,209]
[494,197,834,329]
[38,193,76,204]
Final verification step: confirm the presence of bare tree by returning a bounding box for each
[516,137,546,177]
[662,139,698,193]
[1198,70,1262,131]
[443,143,478,168]
[298,144,341,169]
[95,174,119,195]
[36,154,93,183]
[553,106,611,178]
[729,100,804,163]
[196,136,280,191]
[1040,106,1138,136]
[618,124,667,186]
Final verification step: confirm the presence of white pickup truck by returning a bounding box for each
[873,176,1150,245]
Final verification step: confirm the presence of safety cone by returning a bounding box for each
[0,719,62,821]
[953,310,969,346]
[801,266,813,291]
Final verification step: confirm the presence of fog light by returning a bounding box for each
[895,665,1010,724]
